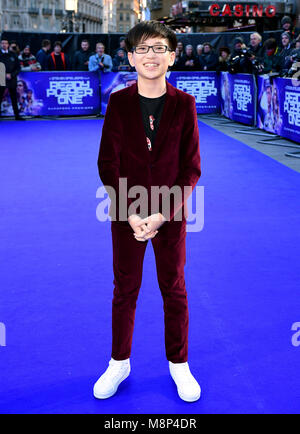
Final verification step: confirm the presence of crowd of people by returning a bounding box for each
[2,16,300,78]
[1,16,300,120]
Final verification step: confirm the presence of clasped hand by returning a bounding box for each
[128,213,167,242]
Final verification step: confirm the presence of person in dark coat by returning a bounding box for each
[112,48,132,72]
[0,38,24,120]
[198,42,219,71]
[72,39,94,71]
[112,36,127,58]
[216,47,230,72]
[281,15,300,41]
[36,39,51,71]
[48,41,71,71]
[228,37,253,74]
[248,32,265,63]
[279,32,294,74]
[176,44,200,71]
[262,38,282,74]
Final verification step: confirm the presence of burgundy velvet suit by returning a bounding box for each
[98,79,201,363]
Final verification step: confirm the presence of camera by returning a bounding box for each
[285,51,300,78]
[227,48,263,74]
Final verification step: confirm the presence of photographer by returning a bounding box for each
[284,48,300,78]
[227,37,260,74]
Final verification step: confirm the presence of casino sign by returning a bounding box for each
[208,3,276,17]
[166,1,298,31]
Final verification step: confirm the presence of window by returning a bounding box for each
[12,15,20,26]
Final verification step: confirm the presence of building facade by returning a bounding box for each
[116,0,141,33]
[76,0,103,33]
[0,0,104,33]
[102,0,117,32]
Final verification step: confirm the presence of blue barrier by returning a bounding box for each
[0,70,299,144]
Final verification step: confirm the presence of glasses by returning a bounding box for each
[132,44,172,54]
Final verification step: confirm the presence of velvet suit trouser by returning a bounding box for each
[110,217,188,363]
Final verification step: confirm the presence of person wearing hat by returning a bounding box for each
[198,42,219,71]
[228,37,245,61]
[228,37,253,74]
[279,32,294,74]
[280,33,300,75]
[233,37,245,52]
[281,16,299,41]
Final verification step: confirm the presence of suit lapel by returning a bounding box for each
[127,79,178,162]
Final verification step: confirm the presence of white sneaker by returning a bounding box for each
[169,361,201,402]
[93,358,131,399]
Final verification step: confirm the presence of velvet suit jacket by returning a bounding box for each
[98,79,201,222]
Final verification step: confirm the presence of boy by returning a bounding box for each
[95,21,201,402]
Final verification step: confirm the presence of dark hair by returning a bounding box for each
[81,39,90,44]
[264,38,277,50]
[124,20,177,53]
[1,38,9,43]
[219,46,230,55]
[42,39,51,47]
[54,41,62,48]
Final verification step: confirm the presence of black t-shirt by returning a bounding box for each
[138,93,166,151]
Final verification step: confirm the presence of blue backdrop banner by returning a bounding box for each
[220,72,256,126]
[257,74,300,143]
[0,71,101,117]
[1,70,299,144]
[100,71,220,115]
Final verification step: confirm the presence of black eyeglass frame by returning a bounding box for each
[131,44,174,54]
